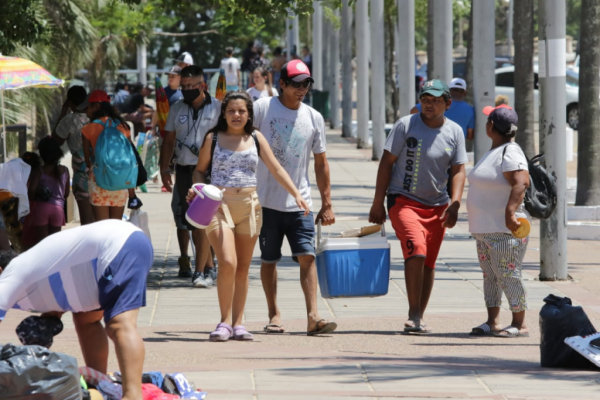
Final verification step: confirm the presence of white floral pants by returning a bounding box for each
[472,232,529,313]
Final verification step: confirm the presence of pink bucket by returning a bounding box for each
[185,184,224,229]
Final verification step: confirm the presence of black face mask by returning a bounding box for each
[182,89,201,104]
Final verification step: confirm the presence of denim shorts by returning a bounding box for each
[98,231,154,323]
[259,208,315,263]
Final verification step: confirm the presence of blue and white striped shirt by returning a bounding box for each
[0,220,143,320]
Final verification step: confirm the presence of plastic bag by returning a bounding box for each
[539,294,597,369]
[130,209,151,240]
[0,343,82,399]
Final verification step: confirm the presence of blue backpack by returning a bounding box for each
[92,118,138,190]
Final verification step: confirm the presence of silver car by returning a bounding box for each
[495,66,580,130]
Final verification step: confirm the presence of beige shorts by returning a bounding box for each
[206,191,262,237]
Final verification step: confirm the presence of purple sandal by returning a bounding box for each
[233,325,254,341]
[209,323,232,342]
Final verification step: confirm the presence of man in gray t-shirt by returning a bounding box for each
[369,79,467,334]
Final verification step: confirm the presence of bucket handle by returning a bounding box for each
[317,218,386,246]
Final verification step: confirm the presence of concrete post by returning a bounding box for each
[312,1,323,90]
[397,0,415,117]
[322,17,331,101]
[356,0,370,148]
[286,13,298,61]
[294,14,300,54]
[341,0,354,137]
[539,0,568,280]
[330,10,341,129]
[136,44,147,86]
[507,0,514,58]
[431,0,453,83]
[472,1,495,163]
[370,0,385,160]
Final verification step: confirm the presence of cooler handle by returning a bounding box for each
[317,220,386,246]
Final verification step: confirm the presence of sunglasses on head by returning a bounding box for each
[286,79,312,89]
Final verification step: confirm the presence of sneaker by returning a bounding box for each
[178,256,192,278]
[128,197,143,210]
[192,271,213,288]
[205,267,218,283]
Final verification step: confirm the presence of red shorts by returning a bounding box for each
[388,195,446,269]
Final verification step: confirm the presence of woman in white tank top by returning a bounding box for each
[187,91,308,342]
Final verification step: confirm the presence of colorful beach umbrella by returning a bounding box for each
[0,56,64,161]
[215,68,227,101]
[154,76,169,137]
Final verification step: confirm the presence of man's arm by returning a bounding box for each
[314,152,335,226]
[160,130,176,192]
[369,151,397,224]
[466,128,474,141]
[440,164,466,228]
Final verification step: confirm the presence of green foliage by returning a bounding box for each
[0,0,47,55]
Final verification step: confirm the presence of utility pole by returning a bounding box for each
[507,0,514,58]
[341,0,353,137]
[312,1,323,90]
[431,0,452,83]
[330,10,341,129]
[356,0,370,149]
[472,1,495,162]
[322,17,331,103]
[539,0,568,280]
[136,44,147,86]
[370,0,385,160]
[286,12,300,61]
[397,0,415,117]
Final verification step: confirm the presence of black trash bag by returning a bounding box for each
[539,294,598,369]
[0,343,82,399]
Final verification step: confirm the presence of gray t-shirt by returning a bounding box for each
[55,112,89,156]
[165,96,221,166]
[385,113,468,206]
[254,97,326,212]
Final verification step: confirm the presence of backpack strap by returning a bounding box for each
[252,131,261,157]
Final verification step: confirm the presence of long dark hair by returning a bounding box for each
[38,136,64,178]
[210,91,255,135]
[90,102,129,130]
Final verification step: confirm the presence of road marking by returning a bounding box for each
[250,370,258,400]
[471,370,493,394]
[355,363,378,400]
[149,224,174,327]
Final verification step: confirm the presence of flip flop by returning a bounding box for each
[403,320,422,333]
[493,325,530,338]
[470,323,498,336]
[307,319,337,336]
[263,324,285,334]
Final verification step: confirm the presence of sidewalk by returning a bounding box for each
[2,128,600,399]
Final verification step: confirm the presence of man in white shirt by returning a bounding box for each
[160,65,221,288]
[0,220,154,400]
[254,60,337,336]
[220,47,241,91]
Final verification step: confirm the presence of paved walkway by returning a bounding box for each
[2,129,600,399]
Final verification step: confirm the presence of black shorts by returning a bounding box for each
[259,207,315,263]
[174,165,197,231]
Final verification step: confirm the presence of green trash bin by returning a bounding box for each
[312,90,330,119]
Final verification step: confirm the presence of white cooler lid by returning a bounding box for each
[317,236,390,253]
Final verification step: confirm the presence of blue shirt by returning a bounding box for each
[415,100,475,137]
[112,89,130,110]
[164,86,183,106]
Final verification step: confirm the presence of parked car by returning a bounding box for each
[495,66,579,130]
[416,57,514,88]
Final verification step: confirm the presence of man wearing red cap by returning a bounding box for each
[253,60,337,335]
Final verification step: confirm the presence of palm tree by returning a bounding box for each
[576,0,600,205]
[513,0,535,157]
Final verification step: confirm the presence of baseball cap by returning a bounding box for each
[167,65,182,75]
[420,79,450,98]
[280,60,314,83]
[483,104,518,135]
[449,77,467,90]
[174,52,194,65]
[76,89,111,110]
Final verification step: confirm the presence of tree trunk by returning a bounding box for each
[427,0,435,80]
[576,0,600,205]
[465,2,474,104]
[513,0,535,157]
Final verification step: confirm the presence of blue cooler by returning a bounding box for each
[316,223,390,298]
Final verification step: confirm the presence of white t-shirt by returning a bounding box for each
[467,143,529,234]
[220,57,241,86]
[0,220,144,320]
[55,112,89,155]
[0,158,31,219]
[164,96,222,166]
[254,97,327,212]
[247,86,278,102]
